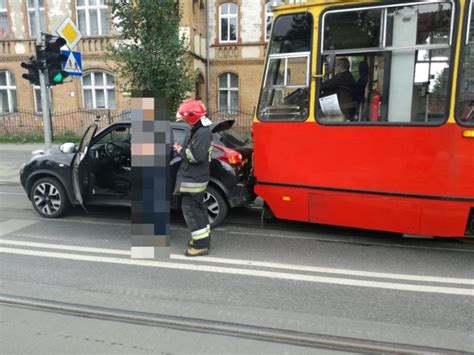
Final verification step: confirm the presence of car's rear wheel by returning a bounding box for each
[205,185,228,228]
[31,177,69,218]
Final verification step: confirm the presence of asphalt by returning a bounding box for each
[0,144,50,185]
[1,144,473,353]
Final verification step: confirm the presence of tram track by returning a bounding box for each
[0,294,469,354]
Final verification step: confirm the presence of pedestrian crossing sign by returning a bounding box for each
[60,50,83,76]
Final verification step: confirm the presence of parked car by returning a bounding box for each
[20,120,255,227]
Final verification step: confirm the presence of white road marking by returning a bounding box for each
[169,254,474,285]
[0,192,25,196]
[1,246,472,296]
[0,239,129,255]
[20,217,130,227]
[1,238,472,285]
[227,231,474,253]
[0,219,38,237]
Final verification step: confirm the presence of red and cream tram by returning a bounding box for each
[253,0,474,237]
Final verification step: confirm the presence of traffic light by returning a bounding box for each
[21,56,41,85]
[42,35,69,86]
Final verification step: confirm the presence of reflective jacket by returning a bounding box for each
[174,122,212,194]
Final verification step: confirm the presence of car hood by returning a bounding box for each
[29,148,75,165]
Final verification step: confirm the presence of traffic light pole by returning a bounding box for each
[34,0,52,148]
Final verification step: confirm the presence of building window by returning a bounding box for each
[28,0,46,38]
[265,0,283,41]
[77,0,109,36]
[0,71,17,113]
[219,3,238,43]
[0,0,9,39]
[33,86,52,113]
[82,72,115,109]
[218,73,238,113]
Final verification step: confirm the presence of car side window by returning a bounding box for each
[97,126,131,144]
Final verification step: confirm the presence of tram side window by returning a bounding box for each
[457,1,474,126]
[258,13,312,121]
[317,2,452,124]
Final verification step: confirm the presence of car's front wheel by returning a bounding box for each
[205,185,228,228]
[31,177,70,218]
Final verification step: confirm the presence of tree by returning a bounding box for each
[108,0,193,112]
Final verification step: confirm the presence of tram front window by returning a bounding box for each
[258,12,312,121]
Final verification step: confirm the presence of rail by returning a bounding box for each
[0,294,467,354]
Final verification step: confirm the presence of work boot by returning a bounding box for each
[188,236,211,247]
[185,246,209,257]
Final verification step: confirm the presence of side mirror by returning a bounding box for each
[60,142,76,154]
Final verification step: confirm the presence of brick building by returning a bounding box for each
[0,0,303,117]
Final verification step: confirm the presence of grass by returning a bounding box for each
[0,131,82,144]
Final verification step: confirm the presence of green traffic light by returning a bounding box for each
[53,72,63,83]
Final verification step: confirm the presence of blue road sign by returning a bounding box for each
[60,50,82,76]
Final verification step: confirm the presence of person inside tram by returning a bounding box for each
[353,59,369,118]
[320,57,357,120]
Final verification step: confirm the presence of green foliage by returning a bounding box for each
[108,0,194,112]
[54,131,82,144]
[0,131,81,144]
[0,133,44,144]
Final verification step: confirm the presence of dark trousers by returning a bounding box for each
[181,192,210,248]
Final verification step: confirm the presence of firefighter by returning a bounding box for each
[173,100,213,257]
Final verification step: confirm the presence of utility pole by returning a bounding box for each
[34,0,52,148]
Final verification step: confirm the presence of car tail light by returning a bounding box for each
[213,144,243,166]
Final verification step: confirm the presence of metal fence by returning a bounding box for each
[208,109,254,134]
[0,108,254,137]
[0,109,132,136]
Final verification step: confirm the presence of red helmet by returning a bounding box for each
[177,100,207,126]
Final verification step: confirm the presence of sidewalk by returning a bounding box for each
[0,144,56,185]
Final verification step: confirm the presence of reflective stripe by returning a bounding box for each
[181,182,208,188]
[208,147,212,162]
[179,181,208,193]
[180,186,207,193]
[192,227,209,236]
[185,148,197,163]
[192,231,210,240]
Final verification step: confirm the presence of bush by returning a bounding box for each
[0,131,82,144]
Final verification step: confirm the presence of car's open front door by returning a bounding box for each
[71,124,97,210]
